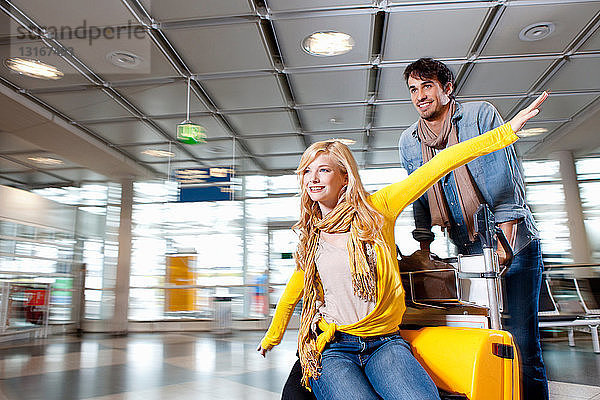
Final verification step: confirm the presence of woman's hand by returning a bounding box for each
[257,343,270,357]
[509,91,548,133]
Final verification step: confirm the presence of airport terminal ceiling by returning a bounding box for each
[0,0,599,190]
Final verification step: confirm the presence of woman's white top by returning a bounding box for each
[315,232,376,326]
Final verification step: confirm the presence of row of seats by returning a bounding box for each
[538,269,600,353]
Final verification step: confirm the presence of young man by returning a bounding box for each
[398,58,549,400]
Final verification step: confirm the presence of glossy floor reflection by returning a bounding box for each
[0,331,598,400]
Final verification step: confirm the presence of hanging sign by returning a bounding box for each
[177,121,206,144]
[174,167,235,202]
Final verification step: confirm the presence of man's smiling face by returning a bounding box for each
[408,74,453,121]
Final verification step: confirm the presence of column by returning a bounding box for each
[557,151,592,263]
[112,179,133,334]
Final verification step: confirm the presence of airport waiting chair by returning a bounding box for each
[538,277,600,353]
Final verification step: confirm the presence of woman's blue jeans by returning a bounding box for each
[310,331,440,400]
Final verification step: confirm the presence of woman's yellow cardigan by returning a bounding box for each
[261,123,518,353]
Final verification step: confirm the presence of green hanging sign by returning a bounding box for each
[177,121,206,144]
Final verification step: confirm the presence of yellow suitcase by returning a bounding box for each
[401,326,521,400]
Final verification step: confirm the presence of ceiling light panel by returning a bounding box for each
[27,156,64,165]
[302,31,355,56]
[138,0,254,21]
[200,75,287,110]
[273,14,372,68]
[289,69,369,104]
[517,127,549,138]
[384,9,486,61]
[10,152,77,169]
[118,81,209,116]
[457,59,552,96]
[481,3,600,56]
[0,42,89,90]
[5,58,64,80]
[225,111,296,136]
[164,23,272,74]
[120,145,183,163]
[300,106,367,132]
[141,149,175,158]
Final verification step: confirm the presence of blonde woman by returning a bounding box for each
[258,92,547,400]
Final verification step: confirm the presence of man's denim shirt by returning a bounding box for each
[398,101,539,255]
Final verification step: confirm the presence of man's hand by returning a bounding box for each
[496,219,518,265]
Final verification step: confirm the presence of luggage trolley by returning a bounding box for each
[399,204,522,400]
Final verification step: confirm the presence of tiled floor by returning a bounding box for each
[0,331,598,400]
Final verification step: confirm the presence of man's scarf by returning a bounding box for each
[416,100,483,241]
[297,200,378,388]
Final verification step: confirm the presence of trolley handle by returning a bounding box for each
[474,204,514,268]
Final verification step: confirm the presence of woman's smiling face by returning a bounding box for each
[302,153,348,215]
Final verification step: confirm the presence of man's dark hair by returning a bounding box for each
[403,58,455,89]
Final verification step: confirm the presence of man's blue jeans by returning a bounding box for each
[310,332,440,400]
[502,239,549,400]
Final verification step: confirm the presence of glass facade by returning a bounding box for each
[19,155,599,323]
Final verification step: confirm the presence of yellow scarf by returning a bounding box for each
[297,201,378,387]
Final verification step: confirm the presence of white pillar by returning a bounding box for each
[557,151,592,263]
[112,179,133,334]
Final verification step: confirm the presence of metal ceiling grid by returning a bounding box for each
[0,0,598,190]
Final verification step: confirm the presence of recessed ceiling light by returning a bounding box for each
[517,127,548,138]
[106,51,143,69]
[5,58,64,80]
[302,31,355,56]
[519,22,555,42]
[142,149,175,158]
[27,156,64,165]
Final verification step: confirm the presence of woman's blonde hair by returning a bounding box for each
[293,139,385,269]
